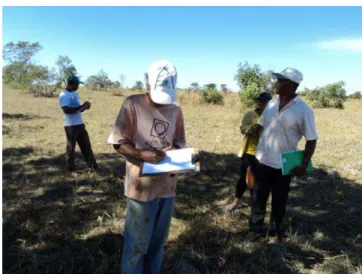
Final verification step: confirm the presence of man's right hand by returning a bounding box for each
[83,101,91,110]
[249,124,261,137]
[140,150,166,164]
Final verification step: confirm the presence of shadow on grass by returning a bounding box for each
[163,151,362,273]
[3,146,35,158]
[2,149,362,273]
[3,146,127,273]
[3,113,50,120]
[3,125,11,135]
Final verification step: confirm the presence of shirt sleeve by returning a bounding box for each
[107,98,135,145]
[258,110,266,128]
[173,108,186,149]
[59,94,71,107]
[75,93,81,106]
[302,107,318,141]
[240,111,257,135]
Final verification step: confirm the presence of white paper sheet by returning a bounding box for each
[141,148,199,175]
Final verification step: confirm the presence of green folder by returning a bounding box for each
[279,150,312,175]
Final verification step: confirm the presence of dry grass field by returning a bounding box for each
[2,87,362,274]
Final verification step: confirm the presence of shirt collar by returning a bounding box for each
[292,95,301,103]
[275,94,300,104]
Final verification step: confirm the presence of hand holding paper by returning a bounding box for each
[140,148,200,176]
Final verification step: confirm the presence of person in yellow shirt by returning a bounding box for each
[224,92,272,212]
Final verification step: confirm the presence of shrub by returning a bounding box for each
[132,81,144,92]
[111,89,123,97]
[28,83,58,97]
[306,81,347,109]
[200,87,224,105]
[178,93,188,105]
[349,91,361,100]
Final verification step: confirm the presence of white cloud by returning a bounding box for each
[318,38,362,52]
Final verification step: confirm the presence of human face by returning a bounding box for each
[256,99,269,112]
[70,83,79,91]
[275,78,293,95]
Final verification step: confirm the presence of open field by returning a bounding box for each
[2,87,362,273]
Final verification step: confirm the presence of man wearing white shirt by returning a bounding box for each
[59,76,98,172]
[248,68,318,242]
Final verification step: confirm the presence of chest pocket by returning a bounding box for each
[277,112,300,133]
[263,108,278,128]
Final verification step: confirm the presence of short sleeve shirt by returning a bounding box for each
[256,95,318,169]
[108,94,186,202]
[58,90,83,126]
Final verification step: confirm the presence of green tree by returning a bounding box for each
[239,83,261,107]
[133,81,144,92]
[2,41,45,89]
[205,83,217,90]
[349,91,361,99]
[221,84,228,92]
[112,81,121,88]
[55,55,78,87]
[2,41,58,97]
[3,41,42,64]
[189,82,200,92]
[28,66,58,97]
[234,61,275,107]
[85,70,113,91]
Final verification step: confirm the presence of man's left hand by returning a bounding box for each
[292,164,307,177]
[249,124,261,137]
[163,146,173,152]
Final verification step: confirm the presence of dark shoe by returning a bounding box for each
[277,230,286,242]
[268,222,285,241]
[88,163,98,170]
[90,165,110,175]
[67,166,76,172]
[267,222,277,237]
[245,231,263,242]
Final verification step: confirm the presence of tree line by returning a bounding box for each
[3,41,358,108]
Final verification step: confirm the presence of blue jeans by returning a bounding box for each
[121,197,175,274]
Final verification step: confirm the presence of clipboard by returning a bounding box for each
[140,148,200,177]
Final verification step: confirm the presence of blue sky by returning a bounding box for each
[3,6,362,93]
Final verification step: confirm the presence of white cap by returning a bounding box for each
[272,67,303,84]
[148,60,177,105]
